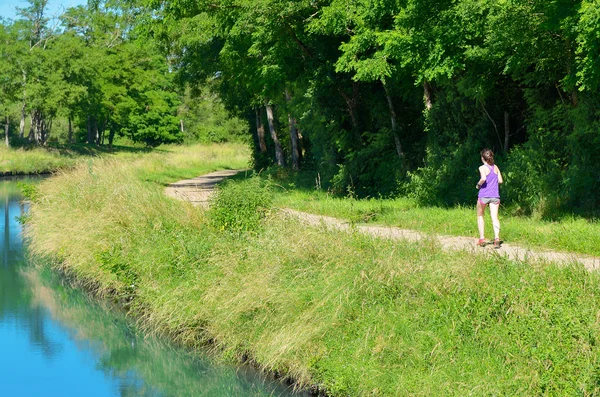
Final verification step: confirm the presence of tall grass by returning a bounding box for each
[0,142,249,178]
[26,153,600,396]
[134,143,250,184]
[23,264,292,397]
[0,145,78,175]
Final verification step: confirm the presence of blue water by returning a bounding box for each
[0,179,304,397]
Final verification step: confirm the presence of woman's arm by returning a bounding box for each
[496,166,503,184]
[476,166,487,189]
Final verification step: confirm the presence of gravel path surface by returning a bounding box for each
[167,170,600,270]
[165,169,245,206]
[281,209,600,271]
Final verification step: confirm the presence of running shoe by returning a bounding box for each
[477,238,486,247]
[493,238,501,249]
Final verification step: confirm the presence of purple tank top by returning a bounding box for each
[478,165,499,198]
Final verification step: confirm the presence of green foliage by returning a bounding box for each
[2,0,600,216]
[576,1,600,91]
[179,88,250,144]
[0,0,250,149]
[142,0,600,216]
[18,182,40,202]
[331,133,405,198]
[208,177,273,234]
[128,89,182,147]
[24,152,600,396]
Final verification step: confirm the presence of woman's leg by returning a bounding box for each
[477,199,486,239]
[489,202,500,239]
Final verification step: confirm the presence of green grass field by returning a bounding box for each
[0,142,248,177]
[0,145,78,175]
[24,148,600,396]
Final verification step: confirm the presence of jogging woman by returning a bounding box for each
[476,148,503,248]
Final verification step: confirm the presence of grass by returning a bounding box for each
[0,141,249,179]
[133,143,249,185]
[268,181,600,257]
[21,262,291,397]
[0,141,155,175]
[0,145,79,175]
[24,151,600,396]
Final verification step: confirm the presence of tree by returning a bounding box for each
[0,22,23,147]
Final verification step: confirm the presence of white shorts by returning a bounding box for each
[478,197,500,205]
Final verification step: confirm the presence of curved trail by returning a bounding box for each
[166,170,600,271]
[165,169,244,206]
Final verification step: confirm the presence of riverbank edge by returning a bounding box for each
[1,170,53,178]
[21,153,325,395]
[27,234,324,397]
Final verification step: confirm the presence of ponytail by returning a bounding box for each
[481,148,495,166]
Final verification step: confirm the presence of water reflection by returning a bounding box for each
[0,179,305,397]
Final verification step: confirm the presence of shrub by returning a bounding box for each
[208,177,273,234]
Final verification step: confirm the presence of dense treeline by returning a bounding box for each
[4,0,599,216]
[0,0,247,148]
[139,0,600,216]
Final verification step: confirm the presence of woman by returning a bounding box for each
[476,148,503,248]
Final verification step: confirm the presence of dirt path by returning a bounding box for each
[165,169,245,206]
[167,171,600,271]
[280,209,600,271]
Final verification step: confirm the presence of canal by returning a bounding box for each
[0,178,305,397]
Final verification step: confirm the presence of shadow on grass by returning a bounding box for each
[45,143,157,157]
[8,140,165,157]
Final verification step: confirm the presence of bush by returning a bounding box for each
[208,177,273,234]
[404,139,484,207]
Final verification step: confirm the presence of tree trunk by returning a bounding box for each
[19,102,26,139]
[27,115,33,142]
[504,111,510,153]
[40,118,51,145]
[423,80,433,112]
[180,119,184,133]
[255,107,267,153]
[98,120,106,145]
[297,129,304,163]
[285,90,300,170]
[265,103,285,166]
[40,118,46,144]
[68,117,73,143]
[35,114,40,143]
[382,80,404,159]
[337,87,359,131]
[28,111,39,143]
[93,119,99,145]
[19,71,26,139]
[108,128,115,150]
[38,113,44,144]
[87,115,93,144]
[288,116,300,169]
[4,115,9,148]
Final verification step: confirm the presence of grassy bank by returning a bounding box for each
[22,261,291,397]
[0,142,151,175]
[0,142,248,178]
[25,151,600,396]
[269,183,600,257]
[0,145,79,175]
